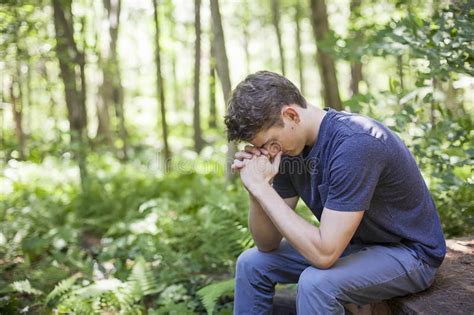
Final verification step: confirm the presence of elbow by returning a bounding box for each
[308,233,339,269]
[315,256,337,269]
[308,252,338,269]
[254,236,282,253]
[256,244,279,253]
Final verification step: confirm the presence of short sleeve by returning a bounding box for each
[272,157,298,199]
[325,134,387,211]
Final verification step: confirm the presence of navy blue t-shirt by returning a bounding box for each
[272,108,446,267]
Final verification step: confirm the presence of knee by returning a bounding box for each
[297,267,338,298]
[235,247,270,281]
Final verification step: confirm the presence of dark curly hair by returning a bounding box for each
[224,71,307,142]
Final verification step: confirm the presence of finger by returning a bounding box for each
[244,145,261,156]
[260,148,269,156]
[231,163,243,173]
[231,166,240,173]
[235,151,254,160]
[242,155,256,167]
[232,159,245,168]
[272,151,283,172]
[255,154,270,168]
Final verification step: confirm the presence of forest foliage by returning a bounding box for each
[0,0,472,313]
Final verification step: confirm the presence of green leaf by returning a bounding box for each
[197,279,234,315]
[10,280,43,296]
[45,273,81,305]
[127,256,163,297]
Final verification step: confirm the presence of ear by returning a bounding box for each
[281,105,301,124]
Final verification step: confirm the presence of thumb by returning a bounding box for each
[272,151,283,172]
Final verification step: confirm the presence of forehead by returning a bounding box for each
[250,128,276,147]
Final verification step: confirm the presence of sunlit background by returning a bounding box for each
[0,0,472,313]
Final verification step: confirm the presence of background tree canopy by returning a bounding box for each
[0,0,472,313]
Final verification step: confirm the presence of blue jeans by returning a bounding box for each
[234,240,437,314]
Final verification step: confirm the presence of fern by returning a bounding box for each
[51,257,161,314]
[57,296,95,314]
[59,278,126,314]
[197,279,234,315]
[10,279,43,296]
[127,256,163,297]
[45,272,81,305]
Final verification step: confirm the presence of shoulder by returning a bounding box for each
[329,133,388,171]
[330,110,390,145]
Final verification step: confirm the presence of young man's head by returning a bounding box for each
[225,71,309,157]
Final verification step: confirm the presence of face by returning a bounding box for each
[250,109,307,157]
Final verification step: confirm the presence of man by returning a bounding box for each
[225,71,446,314]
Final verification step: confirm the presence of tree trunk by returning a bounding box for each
[95,1,114,147]
[163,0,180,110]
[96,30,114,149]
[0,99,4,163]
[431,77,436,128]
[52,0,88,189]
[171,51,180,109]
[350,63,363,96]
[152,0,171,167]
[242,2,251,74]
[101,0,128,159]
[42,63,61,140]
[209,38,217,129]
[271,0,286,75]
[11,20,26,160]
[96,74,114,146]
[25,57,33,137]
[210,0,236,181]
[165,0,181,111]
[349,0,363,97]
[10,73,26,160]
[310,0,342,110]
[445,79,459,115]
[193,0,204,152]
[295,1,304,94]
[397,54,404,91]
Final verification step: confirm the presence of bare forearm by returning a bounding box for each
[250,183,332,267]
[248,192,282,252]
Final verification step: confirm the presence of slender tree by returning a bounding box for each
[99,0,128,159]
[271,0,286,75]
[193,0,204,152]
[0,99,4,163]
[294,0,304,94]
[209,37,217,129]
[152,0,171,165]
[349,0,363,96]
[397,54,404,91]
[42,64,61,139]
[52,0,88,188]
[210,0,236,180]
[310,0,342,110]
[241,1,251,74]
[10,71,26,160]
[25,57,33,137]
[164,0,181,110]
[10,11,26,160]
[95,32,114,148]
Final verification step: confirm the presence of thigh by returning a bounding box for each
[299,243,437,304]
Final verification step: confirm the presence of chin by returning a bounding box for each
[285,149,300,157]
[289,146,307,157]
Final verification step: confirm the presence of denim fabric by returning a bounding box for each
[234,240,437,314]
